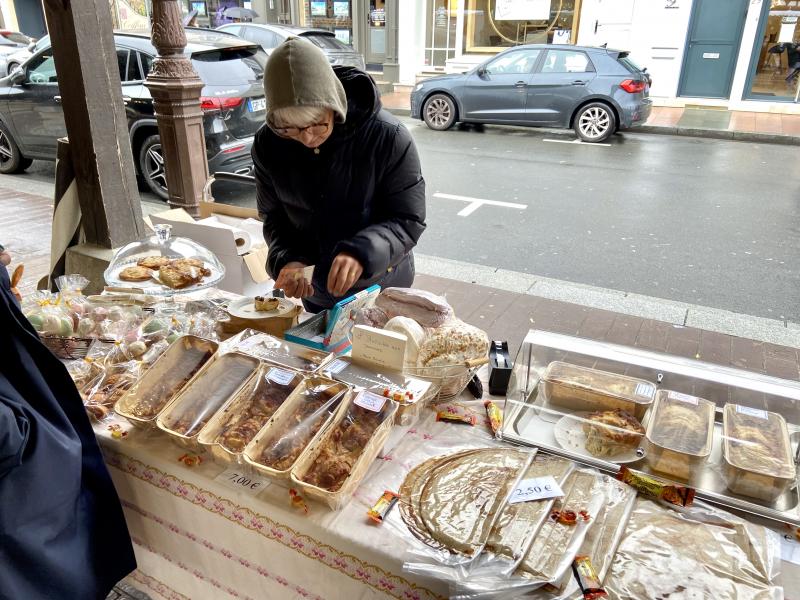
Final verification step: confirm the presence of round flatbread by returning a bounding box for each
[418,448,526,555]
[137,255,171,269]
[119,266,154,282]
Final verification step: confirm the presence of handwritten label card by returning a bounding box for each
[508,476,564,504]
[267,367,296,386]
[214,467,270,497]
[351,324,407,372]
[323,358,348,375]
[355,391,387,413]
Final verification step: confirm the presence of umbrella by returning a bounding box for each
[223,7,259,19]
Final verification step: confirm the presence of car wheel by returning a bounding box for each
[0,122,31,174]
[138,134,169,201]
[422,93,457,131]
[574,102,616,143]
[6,62,18,74]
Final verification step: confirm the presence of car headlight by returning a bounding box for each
[415,83,424,91]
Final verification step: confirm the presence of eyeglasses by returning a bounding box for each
[271,122,331,138]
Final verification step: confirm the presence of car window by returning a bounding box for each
[126,51,143,81]
[305,33,350,51]
[219,25,242,37]
[140,53,153,79]
[540,50,594,74]
[191,46,268,84]
[117,49,130,82]
[484,49,541,75]
[26,51,57,84]
[241,27,279,49]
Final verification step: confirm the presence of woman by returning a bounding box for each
[0,250,135,599]
[252,38,426,312]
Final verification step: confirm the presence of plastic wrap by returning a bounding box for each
[83,361,144,421]
[353,306,389,329]
[114,335,217,428]
[375,287,454,328]
[198,365,305,465]
[418,319,489,370]
[243,377,348,479]
[721,404,795,502]
[605,498,782,599]
[290,390,399,509]
[540,361,656,419]
[645,390,715,480]
[222,329,332,372]
[157,352,260,447]
[401,448,533,582]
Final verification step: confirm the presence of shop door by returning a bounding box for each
[366,0,386,66]
[678,0,748,98]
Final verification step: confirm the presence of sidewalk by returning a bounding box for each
[6,185,798,383]
[380,90,800,145]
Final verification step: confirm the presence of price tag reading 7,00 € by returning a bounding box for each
[214,467,271,497]
[508,475,564,504]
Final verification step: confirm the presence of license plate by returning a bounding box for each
[248,97,266,112]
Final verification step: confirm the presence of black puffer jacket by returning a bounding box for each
[252,67,426,310]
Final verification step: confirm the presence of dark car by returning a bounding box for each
[0,30,268,199]
[411,44,652,143]
[216,23,365,70]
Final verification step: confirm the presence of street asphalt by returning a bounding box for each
[8,119,800,326]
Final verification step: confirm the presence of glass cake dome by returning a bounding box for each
[104,224,225,295]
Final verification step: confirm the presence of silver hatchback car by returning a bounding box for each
[216,23,365,70]
[411,44,651,143]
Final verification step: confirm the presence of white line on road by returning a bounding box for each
[433,192,527,217]
[542,138,612,147]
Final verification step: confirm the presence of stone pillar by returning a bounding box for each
[145,0,209,217]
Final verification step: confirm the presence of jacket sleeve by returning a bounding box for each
[252,134,312,279]
[334,124,426,279]
[0,395,29,479]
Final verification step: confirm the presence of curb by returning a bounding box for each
[382,107,800,145]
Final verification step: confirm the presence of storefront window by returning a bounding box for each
[425,0,457,68]
[747,1,800,101]
[464,0,579,54]
[303,0,354,46]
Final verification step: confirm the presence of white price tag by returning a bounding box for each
[508,476,564,504]
[214,467,270,496]
[668,391,698,405]
[736,405,768,419]
[325,359,348,375]
[635,382,656,399]
[267,367,296,386]
[355,391,387,413]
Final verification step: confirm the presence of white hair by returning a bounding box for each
[271,105,330,128]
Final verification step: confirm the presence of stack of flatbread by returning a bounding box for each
[399,448,528,556]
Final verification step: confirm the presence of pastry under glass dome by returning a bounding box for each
[104,224,225,295]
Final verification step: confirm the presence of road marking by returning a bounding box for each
[433,192,527,217]
[543,138,612,147]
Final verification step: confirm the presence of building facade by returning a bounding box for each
[400,0,800,114]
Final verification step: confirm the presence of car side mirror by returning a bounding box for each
[9,68,24,84]
[477,66,487,77]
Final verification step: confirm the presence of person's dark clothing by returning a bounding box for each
[0,265,136,599]
[252,66,426,312]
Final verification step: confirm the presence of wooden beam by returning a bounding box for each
[43,0,145,248]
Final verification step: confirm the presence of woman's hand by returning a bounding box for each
[275,262,313,299]
[327,253,363,297]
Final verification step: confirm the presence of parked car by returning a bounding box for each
[216,23,365,70]
[4,34,49,76]
[411,44,652,143]
[0,32,34,77]
[0,30,268,199]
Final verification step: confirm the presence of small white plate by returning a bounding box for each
[553,412,646,464]
[227,296,296,320]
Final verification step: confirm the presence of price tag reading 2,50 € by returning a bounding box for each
[508,476,564,504]
[214,467,270,497]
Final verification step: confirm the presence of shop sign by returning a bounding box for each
[495,0,551,21]
[435,6,448,28]
[333,1,350,18]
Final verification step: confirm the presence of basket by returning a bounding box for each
[404,357,488,401]
[40,335,115,360]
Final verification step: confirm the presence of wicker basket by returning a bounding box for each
[40,335,115,361]
[405,357,488,401]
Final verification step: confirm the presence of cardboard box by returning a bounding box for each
[148,202,272,296]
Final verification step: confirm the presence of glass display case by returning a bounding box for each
[104,224,225,295]
[501,330,800,526]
